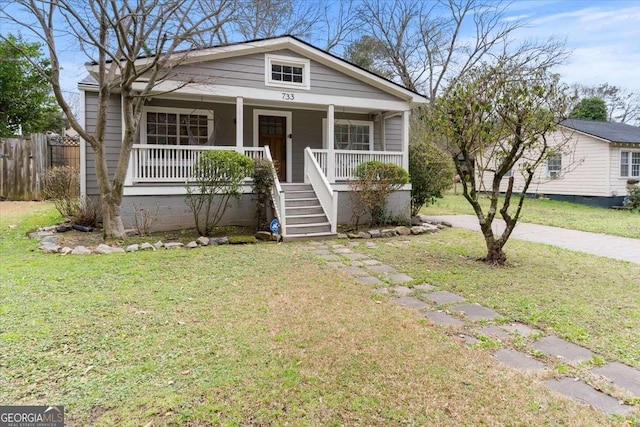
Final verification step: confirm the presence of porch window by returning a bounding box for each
[330,119,374,151]
[143,108,213,145]
[547,154,562,178]
[620,150,640,177]
[265,54,310,90]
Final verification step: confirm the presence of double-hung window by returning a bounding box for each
[265,54,310,90]
[144,109,213,145]
[620,150,640,178]
[324,119,374,151]
[547,154,562,178]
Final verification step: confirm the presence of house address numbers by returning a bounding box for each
[282,92,295,101]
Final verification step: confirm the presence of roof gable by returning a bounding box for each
[561,119,640,144]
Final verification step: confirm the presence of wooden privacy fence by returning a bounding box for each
[0,134,80,201]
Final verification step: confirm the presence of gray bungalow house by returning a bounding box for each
[79,36,427,238]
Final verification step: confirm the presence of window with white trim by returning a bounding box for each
[143,108,213,145]
[547,154,562,178]
[265,54,310,90]
[323,119,374,151]
[620,150,640,177]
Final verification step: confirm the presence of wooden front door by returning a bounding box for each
[259,115,287,181]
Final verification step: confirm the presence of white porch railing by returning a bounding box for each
[263,145,286,237]
[128,144,265,183]
[309,149,404,181]
[304,147,337,234]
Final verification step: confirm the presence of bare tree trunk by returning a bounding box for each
[102,191,125,239]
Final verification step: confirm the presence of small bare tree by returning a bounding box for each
[2,0,234,238]
[432,58,573,265]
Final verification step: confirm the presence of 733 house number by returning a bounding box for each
[282,92,295,101]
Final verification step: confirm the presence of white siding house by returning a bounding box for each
[478,119,640,207]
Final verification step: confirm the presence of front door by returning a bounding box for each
[259,115,287,181]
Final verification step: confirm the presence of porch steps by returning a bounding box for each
[281,183,336,240]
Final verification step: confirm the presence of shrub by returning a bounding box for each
[626,183,640,211]
[252,158,276,232]
[131,202,159,236]
[349,161,408,228]
[185,150,254,236]
[409,139,455,216]
[43,166,80,217]
[73,196,102,227]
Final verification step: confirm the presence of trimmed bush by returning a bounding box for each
[409,139,455,215]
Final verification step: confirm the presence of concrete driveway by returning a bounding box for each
[423,215,640,264]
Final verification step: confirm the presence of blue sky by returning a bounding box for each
[2,0,639,97]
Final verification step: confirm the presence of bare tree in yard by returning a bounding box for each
[1,0,234,238]
[571,83,640,125]
[432,58,572,265]
[232,0,323,40]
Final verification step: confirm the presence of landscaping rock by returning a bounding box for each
[255,231,272,241]
[395,226,410,235]
[41,235,59,245]
[410,225,427,235]
[186,241,198,249]
[422,224,440,233]
[347,232,361,239]
[337,233,348,239]
[411,217,423,226]
[39,242,60,253]
[124,228,138,236]
[55,223,73,233]
[126,244,140,252]
[381,228,397,238]
[29,230,55,239]
[210,236,229,245]
[71,246,92,255]
[357,231,371,239]
[369,229,381,238]
[153,241,163,249]
[164,242,184,249]
[440,221,452,228]
[95,243,113,255]
[196,236,210,246]
[60,247,72,255]
[140,242,156,251]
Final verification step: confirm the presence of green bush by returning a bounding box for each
[252,158,276,232]
[409,139,455,215]
[350,161,408,228]
[185,150,253,236]
[626,183,640,211]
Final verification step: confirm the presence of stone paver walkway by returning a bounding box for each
[303,240,639,418]
[423,215,640,264]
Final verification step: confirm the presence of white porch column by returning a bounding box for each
[327,104,335,183]
[236,96,244,151]
[402,110,410,171]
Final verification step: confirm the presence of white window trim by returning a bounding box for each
[140,106,214,145]
[264,53,311,91]
[546,154,562,179]
[620,149,640,178]
[322,118,375,151]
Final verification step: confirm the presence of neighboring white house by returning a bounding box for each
[479,119,640,208]
[78,36,427,237]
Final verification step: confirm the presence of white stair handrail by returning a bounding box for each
[263,145,286,237]
[304,147,337,234]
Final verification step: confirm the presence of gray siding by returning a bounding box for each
[85,92,122,196]
[336,189,410,225]
[384,116,402,152]
[171,49,400,101]
[121,194,259,232]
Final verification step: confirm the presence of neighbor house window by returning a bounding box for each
[265,54,310,90]
[143,109,213,145]
[547,154,562,178]
[620,151,640,177]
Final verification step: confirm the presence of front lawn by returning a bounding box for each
[424,192,640,238]
[0,204,626,425]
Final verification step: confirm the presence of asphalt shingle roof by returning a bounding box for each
[561,119,640,144]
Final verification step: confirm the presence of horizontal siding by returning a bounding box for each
[171,49,400,101]
[478,130,611,197]
[85,92,122,196]
[610,145,640,196]
[384,116,402,152]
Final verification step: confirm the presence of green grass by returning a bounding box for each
[359,228,640,370]
[1,203,638,425]
[424,192,640,238]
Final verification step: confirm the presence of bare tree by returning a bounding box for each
[1,0,235,238]
[356,0,567,102]
[571,83,640,125]
[233,0,323,40]
[321,0,359,53]
[432,58,573,265]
